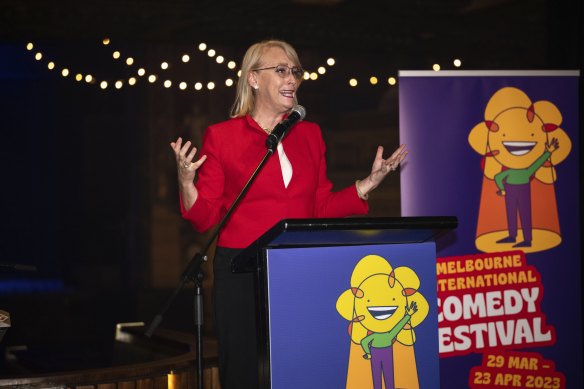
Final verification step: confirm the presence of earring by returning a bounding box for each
[254,85,259,90]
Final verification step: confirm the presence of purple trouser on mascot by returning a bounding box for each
[370,346,395,389]
[504,182,532,243]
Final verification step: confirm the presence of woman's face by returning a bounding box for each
[250,46,300,115]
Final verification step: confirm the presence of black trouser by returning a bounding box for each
[212,247,259,389]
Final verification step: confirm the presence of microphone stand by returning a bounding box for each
[146,144,278,389]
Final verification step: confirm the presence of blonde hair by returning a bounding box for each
[230,40,302,118]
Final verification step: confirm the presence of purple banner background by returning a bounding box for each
[266,242,439,389]
[398,71,581,388]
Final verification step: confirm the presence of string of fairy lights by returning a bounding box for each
[25,38,463,91]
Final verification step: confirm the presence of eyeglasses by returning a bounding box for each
[253,65,305,80]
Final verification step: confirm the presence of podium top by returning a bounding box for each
[232,216,457,272]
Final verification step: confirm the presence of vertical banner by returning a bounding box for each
[398,70,580,388]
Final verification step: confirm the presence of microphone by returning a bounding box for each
[266,105,306,151]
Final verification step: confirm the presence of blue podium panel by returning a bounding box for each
[265,242,439,389]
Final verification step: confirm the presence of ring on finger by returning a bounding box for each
[183,161,190,168]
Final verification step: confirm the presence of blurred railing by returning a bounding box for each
[0,323,220,389]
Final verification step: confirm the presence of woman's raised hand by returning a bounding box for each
[170,137,207,184]
[170,137,207,210]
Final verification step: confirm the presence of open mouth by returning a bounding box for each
[502,141,536,156]
[280,90,295,98]
[367,306,397,320]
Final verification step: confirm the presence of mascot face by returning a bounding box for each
[469,87,572,178]
[488,107,548,169]
[354,274,408,333]
[336,255,428,345]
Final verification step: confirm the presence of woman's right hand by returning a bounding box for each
[171,137,207,182]
[170,137,207,210]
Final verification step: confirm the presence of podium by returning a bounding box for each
[232,216,457,389]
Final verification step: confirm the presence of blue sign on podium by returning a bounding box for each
[233,216,456,389]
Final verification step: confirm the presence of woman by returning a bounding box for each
[171,39,407,388]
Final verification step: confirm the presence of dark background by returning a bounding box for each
[0,0,581,376]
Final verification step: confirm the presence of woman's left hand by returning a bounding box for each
[357,144,408,198]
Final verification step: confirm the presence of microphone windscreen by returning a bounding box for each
[293,105,306,120]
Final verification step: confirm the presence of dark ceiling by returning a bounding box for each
[1,0,581,70]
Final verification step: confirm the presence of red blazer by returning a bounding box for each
[181,115,368,248]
